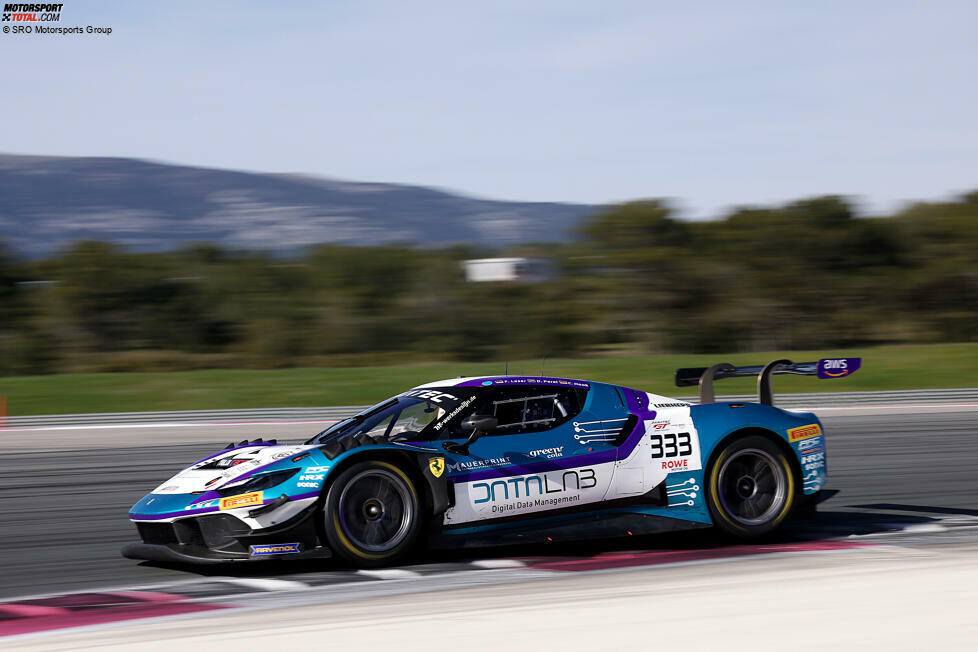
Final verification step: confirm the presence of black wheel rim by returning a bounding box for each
[717,448,787,526]
[337,469,413,553]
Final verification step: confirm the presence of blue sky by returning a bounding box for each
[2,1,975,217]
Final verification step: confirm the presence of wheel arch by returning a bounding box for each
[317,449,436,565]
[319,447,447,524]
[704,427,803,491]
[701,427,802,536]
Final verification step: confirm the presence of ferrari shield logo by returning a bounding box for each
[429,457,445,478]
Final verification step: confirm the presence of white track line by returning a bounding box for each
[5,402,978,433]
[470,559,527,569]
[0,420,338,432]
[791,403,978,411]
[215,578,310,592]
[356,569,422,580]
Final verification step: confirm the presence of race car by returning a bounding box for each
[123,357,859,567]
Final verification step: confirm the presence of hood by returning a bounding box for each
[153,442,316,495]
[130,441,332,521]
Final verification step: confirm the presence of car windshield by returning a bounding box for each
[308,388,470,444]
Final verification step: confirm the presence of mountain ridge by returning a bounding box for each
[0,153,601,257]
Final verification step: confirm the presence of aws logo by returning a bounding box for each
[817,358,861,379]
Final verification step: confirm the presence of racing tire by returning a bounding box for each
[322,460,422,567]
[706,435,796,538]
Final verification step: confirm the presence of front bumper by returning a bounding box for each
[124,500,326,564]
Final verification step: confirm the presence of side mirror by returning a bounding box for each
[443,415,498,455]
[389,430,420,443]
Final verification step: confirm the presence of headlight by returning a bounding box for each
[216,468,300,496]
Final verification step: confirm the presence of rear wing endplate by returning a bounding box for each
[675,357,861,406]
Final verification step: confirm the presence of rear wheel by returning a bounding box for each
[322,460,421,567]
[706,435,795,538]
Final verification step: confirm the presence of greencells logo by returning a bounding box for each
[481,381,493,386]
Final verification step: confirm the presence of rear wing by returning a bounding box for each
[675,358,862,405]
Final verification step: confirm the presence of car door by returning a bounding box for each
[439,382,630,525]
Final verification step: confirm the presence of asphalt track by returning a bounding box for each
[2,405,978,603]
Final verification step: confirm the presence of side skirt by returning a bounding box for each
[428,509,710,549]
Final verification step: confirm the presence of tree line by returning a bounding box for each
[1,192,976,375]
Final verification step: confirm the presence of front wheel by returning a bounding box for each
[706,435,796,538]
[322,460,421,567]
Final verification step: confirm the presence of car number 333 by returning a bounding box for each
[650,432,693,458]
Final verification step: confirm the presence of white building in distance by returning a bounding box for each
[462,257,550,283]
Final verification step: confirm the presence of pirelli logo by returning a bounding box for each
[788,424,822,442]
[219,491,263,510]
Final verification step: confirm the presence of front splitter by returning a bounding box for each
[122,542,332,565]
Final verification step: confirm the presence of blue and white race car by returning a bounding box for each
[123,358,859,567]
